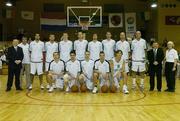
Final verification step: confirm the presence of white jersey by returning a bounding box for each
[49,60,65,74]
[116,40,130,61]
[18,43,30,64]
[131,38,147,62]
[66,60,81,77]
[81,59,94,79]
[45,41,58,63]
[29,40,45,62]
[88,41,103,61]
[94,59,110,74]
[74,40,88,60]
[165,49,178,63]
[112,57,124,72]
[102,39,116,60]
[59,40,73,62]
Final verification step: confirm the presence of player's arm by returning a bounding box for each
[76,61,81,80]
[93,61,101,74]
[109,60,114,76]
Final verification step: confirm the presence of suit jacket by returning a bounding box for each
[147,48,164,69]
[7,46,24,69]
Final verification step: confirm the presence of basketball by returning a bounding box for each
[110,84,117,93]
[101,85,109,93]
[80,84,87,92]
[71,85,79,92]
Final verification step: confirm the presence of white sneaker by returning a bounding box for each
[40,85,45,90]
[123,85,129,94]
[52,83,57,89]
[123,89,129,94]
[28,84,32,90]
[65,87,70,92]
[46,85,50,89]
[48,86,54,93]
[92,87,98,94]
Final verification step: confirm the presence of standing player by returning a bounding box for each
[45,34,58,89]
[74,32,88,61]
[63,50,81,92]
[102,32,116,61]
[116,32,131,73]
[59,33,73,62]
[29,33,45,90]
[18,36,31,89]
[88,33,103,61]
[110,50,129,94]
[92,51,110,93]
[79,51,94,91]
[47,52,65,92]
[131,31,147,90]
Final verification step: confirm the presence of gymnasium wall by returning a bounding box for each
[158,0,180,51]
[1,0,154,43]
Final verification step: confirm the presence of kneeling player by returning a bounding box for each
[92,51,110,93]
[110,50,129,94]
[47,52,65,92]
[79,51,94,91]
[63,50,81,92]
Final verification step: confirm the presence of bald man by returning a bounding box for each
[6,38,24,91]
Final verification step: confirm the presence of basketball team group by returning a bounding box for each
[5,31,179,93]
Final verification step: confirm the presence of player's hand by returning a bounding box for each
[15,60,21,64]
[153,61,158,65]
[172,67,176,71]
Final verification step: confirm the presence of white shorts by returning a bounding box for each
[80,74,93,90]
[131,62,146,72]
[30,62,43,75]
[63,74,79,88]
[45,62,50,72]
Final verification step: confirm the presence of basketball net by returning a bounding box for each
[79,21,90,31]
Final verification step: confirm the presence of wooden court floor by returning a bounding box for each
[0,75,180,121]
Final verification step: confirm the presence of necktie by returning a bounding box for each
[154,49,157,61]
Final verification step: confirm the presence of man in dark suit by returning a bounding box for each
[6,38,24,91]
[147,41,164,91]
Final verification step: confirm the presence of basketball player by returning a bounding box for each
[131,31,147,90]
[47,52,65,92]
[18,36,31,89]
[88,33,103,61]
[45,34,58,89]
[110,50,129,94]
[92,51,110,93]
[102,32,116,61]
[74,31,88,61]
[63,50,81,92]
[79,51,94,91]
[116,32,131,73]
[59,33,73,62]
[29,33,45,90]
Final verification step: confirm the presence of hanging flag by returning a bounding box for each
[40,12,66,31]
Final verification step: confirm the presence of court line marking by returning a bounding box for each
[0,82,179,107]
